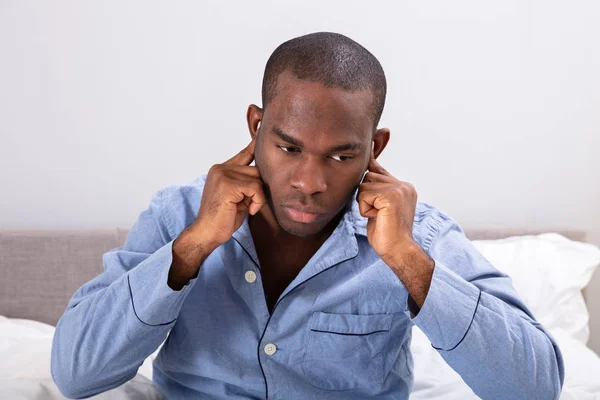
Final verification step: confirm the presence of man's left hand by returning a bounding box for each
[356,148,435,309]
[356,149,418,267]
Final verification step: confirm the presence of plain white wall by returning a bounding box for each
[1,0,599,350]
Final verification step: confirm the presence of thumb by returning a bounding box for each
[249,201,263,215]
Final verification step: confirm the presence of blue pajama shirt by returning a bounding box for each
[51,173,564,399]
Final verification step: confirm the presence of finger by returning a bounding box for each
[366,143,391,176]
[238,182,267,215]
[357,190,379,219]
[361,171,395,184]
[367,154,391,177]
[224,139,256,166]
[228,165,262,179]
[355,182,385,202]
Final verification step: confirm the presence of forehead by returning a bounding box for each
[264,71,374,142]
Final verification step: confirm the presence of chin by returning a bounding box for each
[280,223,325,238]
[274,208,329,238]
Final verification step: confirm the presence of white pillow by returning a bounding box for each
[471,233,600,344]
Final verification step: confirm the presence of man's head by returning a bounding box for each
[247,32,391,238]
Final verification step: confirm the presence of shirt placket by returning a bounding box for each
[228,211,361,399]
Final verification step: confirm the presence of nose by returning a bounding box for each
[290,156,328,195]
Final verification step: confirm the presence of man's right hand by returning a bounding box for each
[169,139,266,290]
[191,138,267,250]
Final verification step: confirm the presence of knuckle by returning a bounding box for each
[209,164,224,176]
[400,182,415,194]
[251,179,263,190]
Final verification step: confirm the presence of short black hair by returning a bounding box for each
[261,32,387,128]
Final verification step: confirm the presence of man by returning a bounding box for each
[51,32,564,399]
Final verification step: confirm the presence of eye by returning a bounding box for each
[330,155,354,162]
[278,145,300,154]
[278,146,354,162]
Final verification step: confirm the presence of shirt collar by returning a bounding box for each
[231,187,367,269]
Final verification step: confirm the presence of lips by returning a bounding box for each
[283,206,323,223]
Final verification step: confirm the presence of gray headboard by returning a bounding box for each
[0,228,589,326]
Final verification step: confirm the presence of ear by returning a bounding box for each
[246,104,263,141]
[372,127,390,159]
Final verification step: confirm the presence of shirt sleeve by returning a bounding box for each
[404,210,565,400]
[51,187,199,399]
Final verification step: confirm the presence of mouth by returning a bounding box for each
[282,206,323,223]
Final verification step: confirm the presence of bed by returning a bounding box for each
[1,228,599,399]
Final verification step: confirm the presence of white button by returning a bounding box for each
[264,343,277,355]
[245,270,257,283]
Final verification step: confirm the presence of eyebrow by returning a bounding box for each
[271,127,364,152]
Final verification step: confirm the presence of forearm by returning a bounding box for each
[168,224,216,290]
[384,241,435,311]
[51,275,171,398]
[51,241,194,398]
[410,261,564,399]
[439,288,562,399]
[399,210,565,398]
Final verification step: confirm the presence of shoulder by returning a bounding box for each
[415,201,455,224]
[413,202,464,251]
[159,173,208,206]
[152,173,209,237]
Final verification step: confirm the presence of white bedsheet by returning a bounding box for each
[0,316,164,399]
